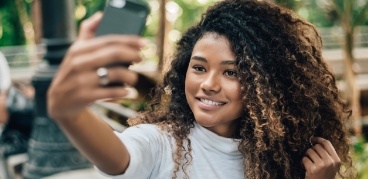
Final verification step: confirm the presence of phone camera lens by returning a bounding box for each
[109,0,126,8]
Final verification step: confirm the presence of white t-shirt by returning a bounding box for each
[99,122,244,179]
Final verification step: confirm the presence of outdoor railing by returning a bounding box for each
[318,26,368,49]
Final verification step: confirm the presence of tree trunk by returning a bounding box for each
[343,29,362,135]
[30,0,42,67]
[32,0,42,44]
[157,0,166,71]
[15,0,39,67]
[14,0,34,45]
[157,0,173,76]
[157,0,167,73]
[335,0,364,136]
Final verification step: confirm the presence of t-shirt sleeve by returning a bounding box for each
[96,124,161,179]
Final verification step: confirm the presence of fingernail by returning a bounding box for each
[91,11,103,20]
[138,39,148,47]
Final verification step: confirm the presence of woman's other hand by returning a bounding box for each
[302,137,341,179]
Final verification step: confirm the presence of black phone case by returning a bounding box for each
[96,0,150,36]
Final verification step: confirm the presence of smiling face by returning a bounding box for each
[185,33,244,137]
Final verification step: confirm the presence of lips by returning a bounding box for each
[196,97,226,111]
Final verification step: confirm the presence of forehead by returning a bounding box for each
[191,33,235,60]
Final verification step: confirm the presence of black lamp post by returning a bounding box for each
[23,0,90,178]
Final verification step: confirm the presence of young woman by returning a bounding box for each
[48,0,355,178]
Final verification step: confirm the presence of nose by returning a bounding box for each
[200,73,221,93]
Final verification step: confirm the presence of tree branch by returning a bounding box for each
[353,1,368,28]
[331,0,344,20]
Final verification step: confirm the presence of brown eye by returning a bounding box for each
[193,65,206,72]
[224,70,237,77]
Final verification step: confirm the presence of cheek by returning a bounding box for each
[185,72,198,93]
[185,72,193,97]
[234,88,242,101]
[234,86,244,114]
[226,82,242,99]
[226,83,244,111]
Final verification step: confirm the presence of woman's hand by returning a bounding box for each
[47,12,146,121]
[302,137,341,179]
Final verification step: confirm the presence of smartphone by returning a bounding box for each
[96,0,150,36]
[96,0,149,86]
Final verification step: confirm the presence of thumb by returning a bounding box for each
[78,12,103,40]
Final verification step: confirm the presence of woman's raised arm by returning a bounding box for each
[47,12,145,175]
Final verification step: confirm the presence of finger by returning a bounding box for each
[96,35,147,49]
[312,144,331,160]
[313,137,339,160]
[305,148,322,164]
[48,74,129,109]
[302,156,317,178]
[74,85,129,102]
[301,156,314,170]
[63,87,129,109]
[70,44,143,70]
[81,67,139,87]
[78,12,103,40]
[71,35,147,57]
[103,67,139,86]
[93,87,129,100]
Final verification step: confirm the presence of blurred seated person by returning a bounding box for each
[0,51,34,157]
[0,51,11,125]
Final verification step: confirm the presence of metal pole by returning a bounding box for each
[23,0,90,178]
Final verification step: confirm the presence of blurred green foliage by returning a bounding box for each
[0,0,30,46]
[75,0,106,26]
[352,136,368,179]
[276,0,368,27]
[0,0,217,46]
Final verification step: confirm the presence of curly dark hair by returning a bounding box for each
[128,0,354,178]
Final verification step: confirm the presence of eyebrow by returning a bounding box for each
[190,56,235,65]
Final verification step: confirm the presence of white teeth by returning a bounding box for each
[200,98,224,106]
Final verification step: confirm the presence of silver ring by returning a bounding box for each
[96,67,109,86]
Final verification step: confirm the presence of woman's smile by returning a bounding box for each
[196,97,226,110]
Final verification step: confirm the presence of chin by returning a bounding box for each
[194,116,216,127]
